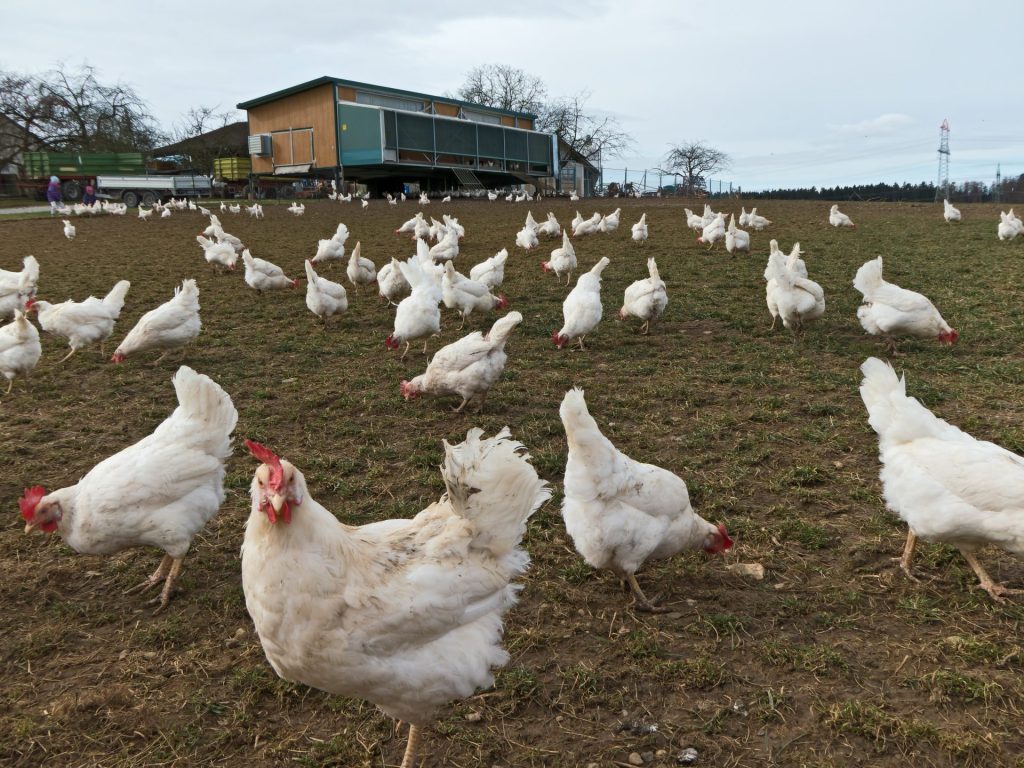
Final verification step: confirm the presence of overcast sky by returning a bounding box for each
[3,0,1020,190]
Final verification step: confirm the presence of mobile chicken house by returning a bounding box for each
[237,77,558,195]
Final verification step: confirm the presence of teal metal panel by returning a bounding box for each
[338,104,383,165]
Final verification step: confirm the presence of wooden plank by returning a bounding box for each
[433,102,459,117]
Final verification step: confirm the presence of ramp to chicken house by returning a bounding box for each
[450,167,485,190]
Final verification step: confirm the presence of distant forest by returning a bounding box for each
[730,176,1024,204]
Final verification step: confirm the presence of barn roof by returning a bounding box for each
[236,76,538,120]
[150,121,249,158]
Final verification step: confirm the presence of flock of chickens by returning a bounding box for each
[4,192,1024,766]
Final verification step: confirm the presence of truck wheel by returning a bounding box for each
[141,191,158,205]
[62,180,82,201]
[122,191,140,208]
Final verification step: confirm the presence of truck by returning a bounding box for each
[96,174,212,207]
[22,151,146,200]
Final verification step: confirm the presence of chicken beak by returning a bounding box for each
[24,519,39,534]
[269,493,286,514]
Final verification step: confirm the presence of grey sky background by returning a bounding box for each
[3,1,1020,190]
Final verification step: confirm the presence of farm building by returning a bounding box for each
[236,76,559,196]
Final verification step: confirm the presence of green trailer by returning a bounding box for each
[23,152,146,200]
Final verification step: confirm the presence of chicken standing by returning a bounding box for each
[763,252,825,336]
[196,235,237,272]
[559,388,733,611]
[62,219,76,240]
[112,279,201,364]
[401,311,523,412]
[943,199,962,223]
[386,258,442,359]
[631,213,648,244]
[725,214,750,254]
[345,242,377,292]
[541,232,577,285]
[468,248,509,290]
[572,212,602,237]
[619,258,667,335]
[860,357,1024,601]
[243,250,299,294]
[304,260,348,324]
[377,257,412,305]
[537,212,561,238]
[0,310,41,395]
[853,256,957,350]
[20,366,237,611]
[240,429,549,768]
[28,279,130,361]
[598,207,621,233]
[442,262,508,329]
[697,213,726,248]
[553,257,609,350]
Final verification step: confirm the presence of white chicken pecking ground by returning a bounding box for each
[441,261,508,330]
[401,311,523,412]
[304,260,348,325]
[619,257,667,335]
[0,255,40,320]
[240,429,550,768]
[553,257,610,350]
[860,357,1024,602]
[559,388,733,612]
[346,242,377,292]
[20,366,237,612]
[0,309,42,395]
[764,251,825,338]
[112,279,201,364]
[386,258,442,359]
[243,250,299,294]
[541,231,577,285]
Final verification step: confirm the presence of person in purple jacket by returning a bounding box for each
[82,180,96,205]
[46,176,62,215]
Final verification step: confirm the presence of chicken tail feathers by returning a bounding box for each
[853,256,883,300]
[486,311,523,346]
[171,366,239,458]
[102,280,131,316]
[441,427,550,558]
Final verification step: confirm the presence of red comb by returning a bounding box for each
[20,486,46,521]
[717,523,734,550]
[245,440,284,492]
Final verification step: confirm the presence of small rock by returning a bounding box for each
[725,563,765,580]
[282,377,297,383]
[656,750,668,758]
[464,711,483,723]
[677,747,699,764]
[628,752,644,766]
[226,627,248,647]
[642,752,654,763]
[142,651,157,660]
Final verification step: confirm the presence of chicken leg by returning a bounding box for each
[400,724,422,768]
[960,551,1023,603]
[58,348,77,363]
[626,572,667,614]
[895,531,918,580]
[4,378,12,395]
[124,554,184,614]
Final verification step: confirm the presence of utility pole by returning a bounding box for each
[935,118,950,202]
[995,164,1002,204]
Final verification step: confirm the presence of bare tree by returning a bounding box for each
[657,141,731,194]
[538,92,632,165]
[0,63,163,162]
[166,105,242,175]
[456,64,547,115]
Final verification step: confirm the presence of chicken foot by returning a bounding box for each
[124,554,184,614]
[961,551,1023,603]
[400,723,422,768]
[58,347,77,363]
[893,531,919,581]
[626,572,668,614]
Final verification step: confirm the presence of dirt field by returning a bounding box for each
[2,197,1023,768]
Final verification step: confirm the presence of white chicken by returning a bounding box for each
[247,203,264,219]
[0,256,40,320]
[537,212,561,238]
[631,213,648,244]
[763,252,825,335]
[28,280,130,361]
[725,214,750,254]
[572,212,602,237]
[62,219,76,240]
[553,257,609,350]
[0,310,42,395]
[395,212,424,237]
[684,208,703,232]
[442,214,465,240]
[138,206,154,221]
[829,204,855,228]
[386,258,442,359]
[346,242,377,291]
[746,207,771,231]
[20,366,237,612]
[304,260,348,324]
[112,279,202,364]
[428,228,460,262]
[738,207,751,227]
[943,199,962,223]
[401,311,523,412]
[228,203,241,214]
[619,258,667,335]
[377,257,412,305]
[196,235,238,272]
[559,388,733,611]
[598,207,621,233]
[469,248,509,290]
[853,256,957,349]
[515,225,539,250]
[570,211,584,232]
[998,210,1022,241]
[312,223,350,264]
[243,250,299,294]
[541,232,577,285]
[860,357,1024,601]
[442,262,508,329]
[569,191,580,201]
[523,210,539,233]
[697,213,726,248]
[419,191,430,205]
[288,202,305,216]
[240,428,548,768]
